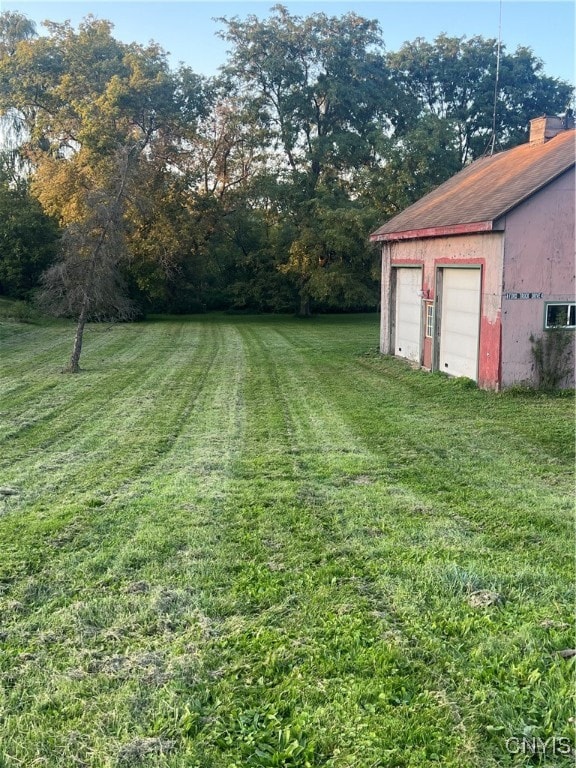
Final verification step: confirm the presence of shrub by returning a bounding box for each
[530,329,574,389]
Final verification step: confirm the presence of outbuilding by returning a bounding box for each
[370,116,575,389]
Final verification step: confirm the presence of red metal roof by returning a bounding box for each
[370,130,576,242]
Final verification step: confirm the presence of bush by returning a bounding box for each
[0,298,41,323]
[530,329,574,389]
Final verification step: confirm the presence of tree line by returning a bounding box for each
[0,7,572,362]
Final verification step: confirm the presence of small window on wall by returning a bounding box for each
[545,303,576,329]
[425,301,434,338]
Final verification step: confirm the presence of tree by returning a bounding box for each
[217,5,397,314]
[135,88,274,313]
[279,193,380,313]
[0,11,36,59]
[0,175,59,298]
[125,169,224,314]
[35,148,137,371]
[0,12,37,181]
[2,10,572,322]
[365,113,463,220]
[0,14,206,369]
[387,35,573,164]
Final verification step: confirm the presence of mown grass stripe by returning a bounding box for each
[0,313,573,768]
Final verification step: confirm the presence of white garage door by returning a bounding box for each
[395,267,422,363]
[440,268,481,380]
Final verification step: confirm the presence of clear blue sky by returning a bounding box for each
[1,0,574,85]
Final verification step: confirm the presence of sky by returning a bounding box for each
[1,0,574,86]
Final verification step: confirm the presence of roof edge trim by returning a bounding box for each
[486,163,575,223]
[370,220,494,243]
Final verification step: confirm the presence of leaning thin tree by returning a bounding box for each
[0,13,206,370]
[36,148,137,372]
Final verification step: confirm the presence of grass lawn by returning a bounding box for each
[0,306,574,767]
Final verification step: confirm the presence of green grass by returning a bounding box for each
[0,309,574,768]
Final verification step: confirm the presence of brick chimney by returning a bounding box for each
[529,115,566,144]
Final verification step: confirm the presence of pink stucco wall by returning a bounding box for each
[381,232,504,389]
[500,168,575,387]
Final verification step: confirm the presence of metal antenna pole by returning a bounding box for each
[490,0,503,155]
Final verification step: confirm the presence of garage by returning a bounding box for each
[439,268,481,380]
[394,267,422,363]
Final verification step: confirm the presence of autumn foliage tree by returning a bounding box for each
[0,8,573,326]
[0,15,207,369]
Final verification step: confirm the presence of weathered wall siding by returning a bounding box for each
[423,324,433,369]
[501,168,575,387]
[385,232,504,388]
[479,314,502,387]
[380,243,392,354]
